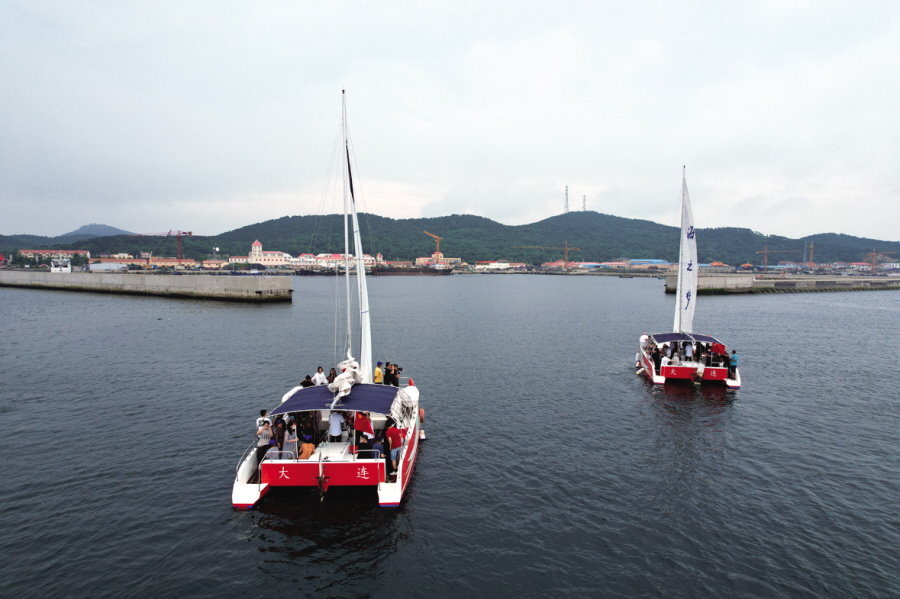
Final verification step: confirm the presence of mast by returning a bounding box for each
[342,91,353,359]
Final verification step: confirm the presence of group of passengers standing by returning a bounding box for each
[642,337,739,378]
[255,407,406,480]
[255,410,317,465]
[293,361,403,388]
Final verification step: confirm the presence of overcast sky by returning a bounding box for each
[2,1,898,240]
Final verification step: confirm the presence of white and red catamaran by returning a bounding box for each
[636,169,741,389]
[232,91,425,510]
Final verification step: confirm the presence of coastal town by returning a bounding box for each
[3,239,898,275]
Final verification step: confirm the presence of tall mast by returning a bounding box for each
[342,90,352,359]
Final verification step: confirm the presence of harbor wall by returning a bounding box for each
[665,273,900,294]
[665,273,754,294]
[0,271,292,302]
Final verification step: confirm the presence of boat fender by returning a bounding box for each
[418,408,425,423]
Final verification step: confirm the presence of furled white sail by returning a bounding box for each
[350,200,372,383]
[340,89,373,384]
[673,170,698,334]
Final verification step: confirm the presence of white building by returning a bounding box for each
[314,253,378,268]
[229,240,292,267]
[474,260,512,271]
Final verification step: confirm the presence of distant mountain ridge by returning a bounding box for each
[61,224,133,237]
[2,213,898,266]
[0,223,134,252]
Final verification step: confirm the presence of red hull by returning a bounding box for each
[261,460,386,487]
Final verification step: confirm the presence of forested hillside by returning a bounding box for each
[3,212,898,266]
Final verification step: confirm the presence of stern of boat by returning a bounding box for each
[726,367,741,389]
[232,441,269,510]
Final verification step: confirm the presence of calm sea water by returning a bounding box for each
[1,276,898,598]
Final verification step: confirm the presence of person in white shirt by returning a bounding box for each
[684,342,693,363]
[256,409,271,428]
[328,411,345,442]
[312,366,328,386]
[661,355,671,369]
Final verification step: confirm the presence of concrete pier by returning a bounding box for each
[0,271,292,302]
[665,273,900,294]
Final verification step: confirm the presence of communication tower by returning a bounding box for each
[564,186,569,213]
[583,195,586,211]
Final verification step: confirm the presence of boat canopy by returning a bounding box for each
[270,383,403,417]
[651,332,722,345]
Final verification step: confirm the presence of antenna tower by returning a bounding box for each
[582,195,586,211]
[564,185,569,213]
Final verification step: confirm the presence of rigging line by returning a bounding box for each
[346,128,381,262]
[346,128,399,366]
[309,124,343,256]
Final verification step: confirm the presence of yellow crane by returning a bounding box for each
[513,242,580,273]
[755,246,801,271]
[424,231,442,255]
[866,249,897,273]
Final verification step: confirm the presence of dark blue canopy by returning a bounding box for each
[650,332,722,344]
[651,332,694,344]
[690,333,722,344]
[270,384,399,416]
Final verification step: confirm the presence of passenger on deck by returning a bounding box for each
[300,375,315,388]
[312,367,327,386]
[301,413,315,441]
[371,437,384,460]
[357,435,374,458]
[730,350,739,378]
[272,416,286,451]
[327,368,337,384]
[651,346,662,374]
[256,421,274,464]
[298,435,316,460]
[256,409,271,428]
[661,354,670,370]
[385,420,403,473]
[328,411,345,443]
[283,419,298,459]
[722,351,731,374]
[374,361,384,384]
[684,341,694,363]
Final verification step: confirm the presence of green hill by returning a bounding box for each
[3,212,898,266]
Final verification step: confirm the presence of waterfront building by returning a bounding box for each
[313,253,378,268]
[474,260,512,271]
[414,251,462,268]
[18,249,91,260]
[229,241,292,267]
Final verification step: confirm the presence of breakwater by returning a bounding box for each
[0,271,292,302]
[664,273,900,294]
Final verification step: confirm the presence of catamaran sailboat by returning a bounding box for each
[636,169,741,389]
[232,91,426,510]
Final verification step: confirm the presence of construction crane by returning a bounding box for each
[756,246,801,271]
[513,242,580,273]
[866,249,897,273]
[130,230,193,266]
[423,231,442,255]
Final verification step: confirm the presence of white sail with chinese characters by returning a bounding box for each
[673,171,698,334]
